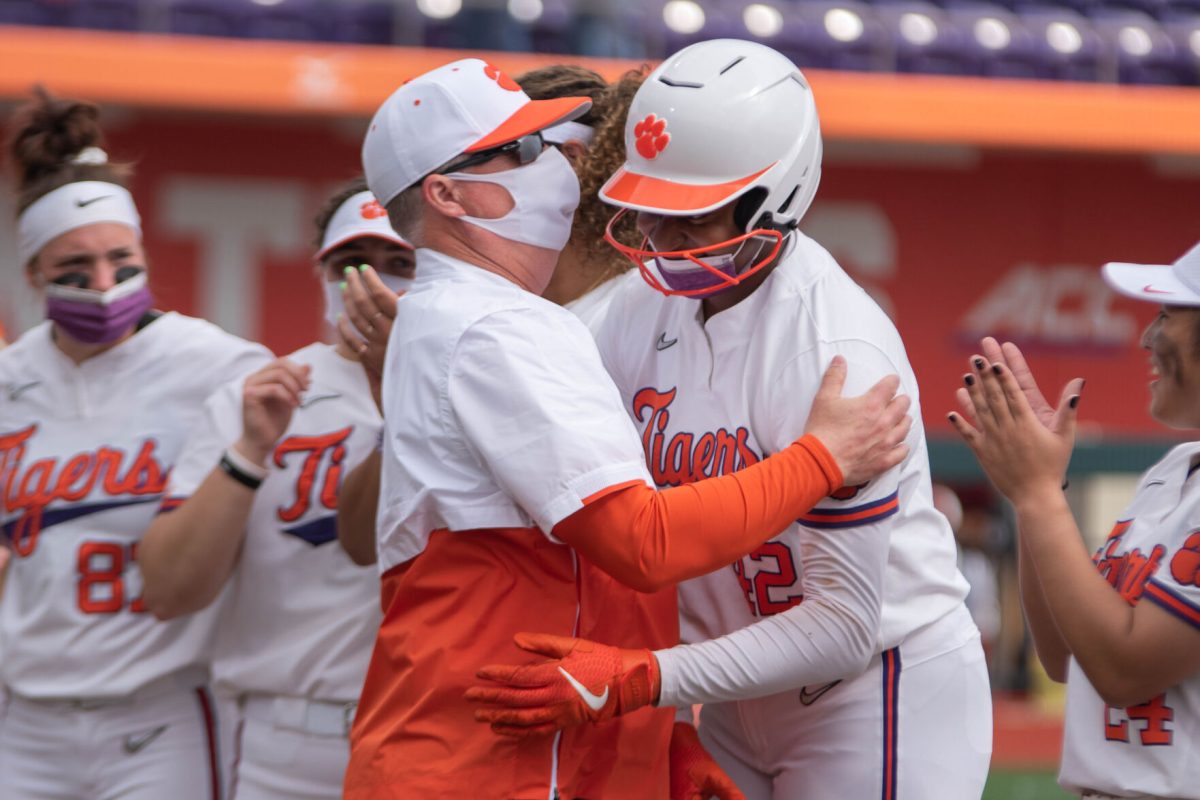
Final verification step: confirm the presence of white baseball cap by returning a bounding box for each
[1102,241,1200,306]
[316,190,411,259]
[363,58,592,207]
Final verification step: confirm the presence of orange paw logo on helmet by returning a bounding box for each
[634,114,671,160]
[360,200,387,220]
[1170,531,1200,586]
[483,64,520,92]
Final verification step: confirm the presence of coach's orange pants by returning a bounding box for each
[343,528,678,800]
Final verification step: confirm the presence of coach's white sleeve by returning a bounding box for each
[448,307,653,535]
[655,339,907,706]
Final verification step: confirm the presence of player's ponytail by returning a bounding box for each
[6,87,133,215]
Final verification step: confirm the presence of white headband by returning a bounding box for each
[542,120,595,146]
[17,181,142,264]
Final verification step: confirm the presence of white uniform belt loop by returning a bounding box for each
[9,666,207,711]
[242,695,357,738]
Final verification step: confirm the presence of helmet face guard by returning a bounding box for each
[603,208,784,298]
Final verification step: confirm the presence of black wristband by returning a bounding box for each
[219,453,264,490]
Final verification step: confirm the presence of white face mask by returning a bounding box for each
[323,272,414,330]
[446,147,580,252]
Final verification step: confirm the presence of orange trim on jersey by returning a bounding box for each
[157,496,187,514]
[1144,580,1200,629]
[581,479,646,507]
[799,492,900,529]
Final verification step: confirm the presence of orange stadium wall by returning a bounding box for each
[1,109,1198,438]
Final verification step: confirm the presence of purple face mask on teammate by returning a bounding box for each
[44,269,154,344]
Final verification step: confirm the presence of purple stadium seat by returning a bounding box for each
[872,0,980,74]
[1018,5,1106,80]
[1087,6,1193,82]
[166,0,243,38]
[528,0,573,54]
[659,0,747,54]
[242,0,326,42]
[329,0,395,45]
[770,1,890,72]
[67,0,140,31]
[1160,14,1200,80]
[0,0,70,26]
[942,1,1046,77]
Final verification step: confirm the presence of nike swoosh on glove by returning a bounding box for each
[670,722,746,800]
[464,632,660,738]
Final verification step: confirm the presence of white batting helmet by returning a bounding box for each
[600,39,823,232]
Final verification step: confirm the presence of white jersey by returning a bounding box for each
[0,313,269,698]
[375,249,653,572]
[165,343,382,702]
[565,270,643,335]
[594,234,972,688]
[1060,442,1200,799]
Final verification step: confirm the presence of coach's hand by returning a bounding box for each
[465,633,660,737]
[804,355,912,487]
[669,722,746,800]
[237,358,311,466]
[337,264,399,410]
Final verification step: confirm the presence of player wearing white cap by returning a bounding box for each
[0,90,270,800]
[136,179,413,800]
[468,40,991,800]
[954,242,1200,800]
[345,58,913,799]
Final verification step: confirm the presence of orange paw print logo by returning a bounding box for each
[483,63,520,92]
[360,200,387,220]
[1170,531,1200,586]
[634,114,670,160]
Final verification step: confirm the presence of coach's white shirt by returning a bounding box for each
[594,233,974,705]
[374,249,653,573]
[1060,441,1200,800]
[167,343,381,702]
[0,314,269,698]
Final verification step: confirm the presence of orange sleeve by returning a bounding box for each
[552,434,843,593]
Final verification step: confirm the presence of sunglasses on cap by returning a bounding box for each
[436,132,545,176]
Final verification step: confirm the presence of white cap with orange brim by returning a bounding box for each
[1102,241,1200,306]
[316,191,412,259]
[363,59,591,208]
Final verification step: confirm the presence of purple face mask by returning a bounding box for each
[45,271,154,344]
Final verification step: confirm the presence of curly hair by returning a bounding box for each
[516,65,649,284]
[6,86,133,216]
[312,176,370,251]
[572,69,647,276]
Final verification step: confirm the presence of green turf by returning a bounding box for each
[983,769,1073,800]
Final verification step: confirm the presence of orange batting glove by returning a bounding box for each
[670,722,746,800]
[465,632,660,738]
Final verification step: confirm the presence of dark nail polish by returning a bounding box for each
[947,413,957,422]
[973,358,984,370]
[964,374,975,386]
[1069,395,1079,409]
[992,364,1002,375]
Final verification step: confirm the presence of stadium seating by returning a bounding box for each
[0,0,1197,85]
